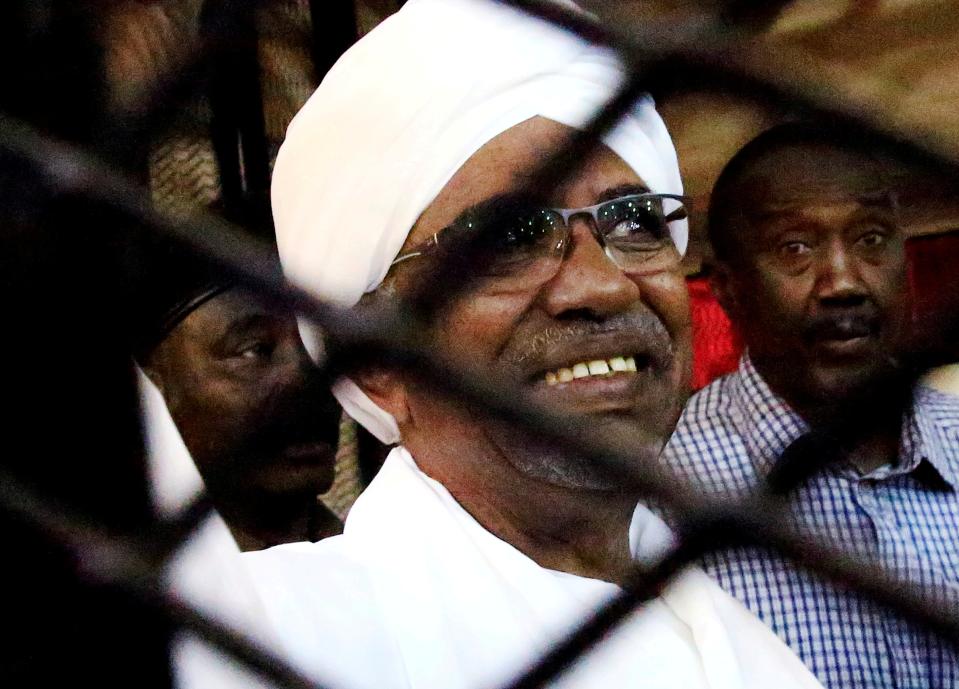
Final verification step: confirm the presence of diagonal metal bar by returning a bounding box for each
[0,463,337,689]
[152,490,219,561]
[407,0,959,329]
[501,535,708,689]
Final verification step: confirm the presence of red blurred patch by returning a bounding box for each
[687,276,743,391]
[907,231,959,353]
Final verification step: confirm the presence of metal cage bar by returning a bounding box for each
[3,1,959,688]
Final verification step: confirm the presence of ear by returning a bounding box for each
[352,366,412,427]
[709,261,740,319]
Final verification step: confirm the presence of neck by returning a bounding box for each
[411,442,638,584]
[480,494,637,583]
[845,429,900,474]
[751,355,903,474]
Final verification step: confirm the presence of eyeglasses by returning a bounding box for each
[390,192,690,289]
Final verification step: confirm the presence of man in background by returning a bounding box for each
[133,240,342,550]
[664,122,959,688]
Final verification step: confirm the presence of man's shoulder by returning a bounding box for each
[916,383,959,419]
[671,370,743,443]
[243,534,373,596]
[662,368,759,494]
[913,384,959,463]
[242,536,405,689]
[242,535,384,628]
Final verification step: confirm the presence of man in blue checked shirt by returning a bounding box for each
[663,122,959,689]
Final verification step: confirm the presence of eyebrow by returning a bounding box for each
[448,191,537,229]
[214,312,277,346]
[750,203,899,237]
[450,182,653,227]
[594,183,650,204]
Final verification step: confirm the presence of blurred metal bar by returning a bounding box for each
[0,3,170,684]
[309,0,359,80]
[201,0,273,233]
[0,464,334,689]
[500,0,959,179]
[501,538,706,689]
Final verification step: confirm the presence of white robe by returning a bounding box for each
[243,447,823,689]
[140,370,285,689]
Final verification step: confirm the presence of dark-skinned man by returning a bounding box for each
[664,122,959,688]
[133,242,342,551]
[242,2,822,688]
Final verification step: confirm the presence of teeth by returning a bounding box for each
[543,355,641,384]
[587,360,610,375]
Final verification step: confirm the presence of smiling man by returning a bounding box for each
[663,123,959,688]
[242,2,822,688]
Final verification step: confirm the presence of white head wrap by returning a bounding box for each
[272,0,685,444]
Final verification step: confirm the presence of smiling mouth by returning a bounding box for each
[541,354,649,386]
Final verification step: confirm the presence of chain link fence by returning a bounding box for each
[1,1,958,687]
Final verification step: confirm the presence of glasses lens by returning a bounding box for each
[598,195,683,273]
[469,200,564,278]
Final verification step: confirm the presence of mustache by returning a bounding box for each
[803,307,880,341]
[502,309,674,369]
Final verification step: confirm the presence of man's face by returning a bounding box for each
[146,289,340,507]
[718,143,909,407]
[388,117,692,489]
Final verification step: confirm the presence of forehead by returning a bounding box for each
[408,117,645,247]
[739,141,891,212]
[174,289,278,340]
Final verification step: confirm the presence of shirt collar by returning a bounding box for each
[730,354,959,489]
[728,353,809,477]
[897,386,959,490]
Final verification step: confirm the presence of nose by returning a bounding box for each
[813,239,868,306]
[537,219,640,319]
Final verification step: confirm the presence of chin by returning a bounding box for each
[809,362,895,406]
[250,465,335,497]
[494,419,664,493]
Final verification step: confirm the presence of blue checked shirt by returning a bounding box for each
[663,355,959,689]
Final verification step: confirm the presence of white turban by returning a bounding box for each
[272,0,686,444]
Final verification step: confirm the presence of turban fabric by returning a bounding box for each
[272,0,686,444]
